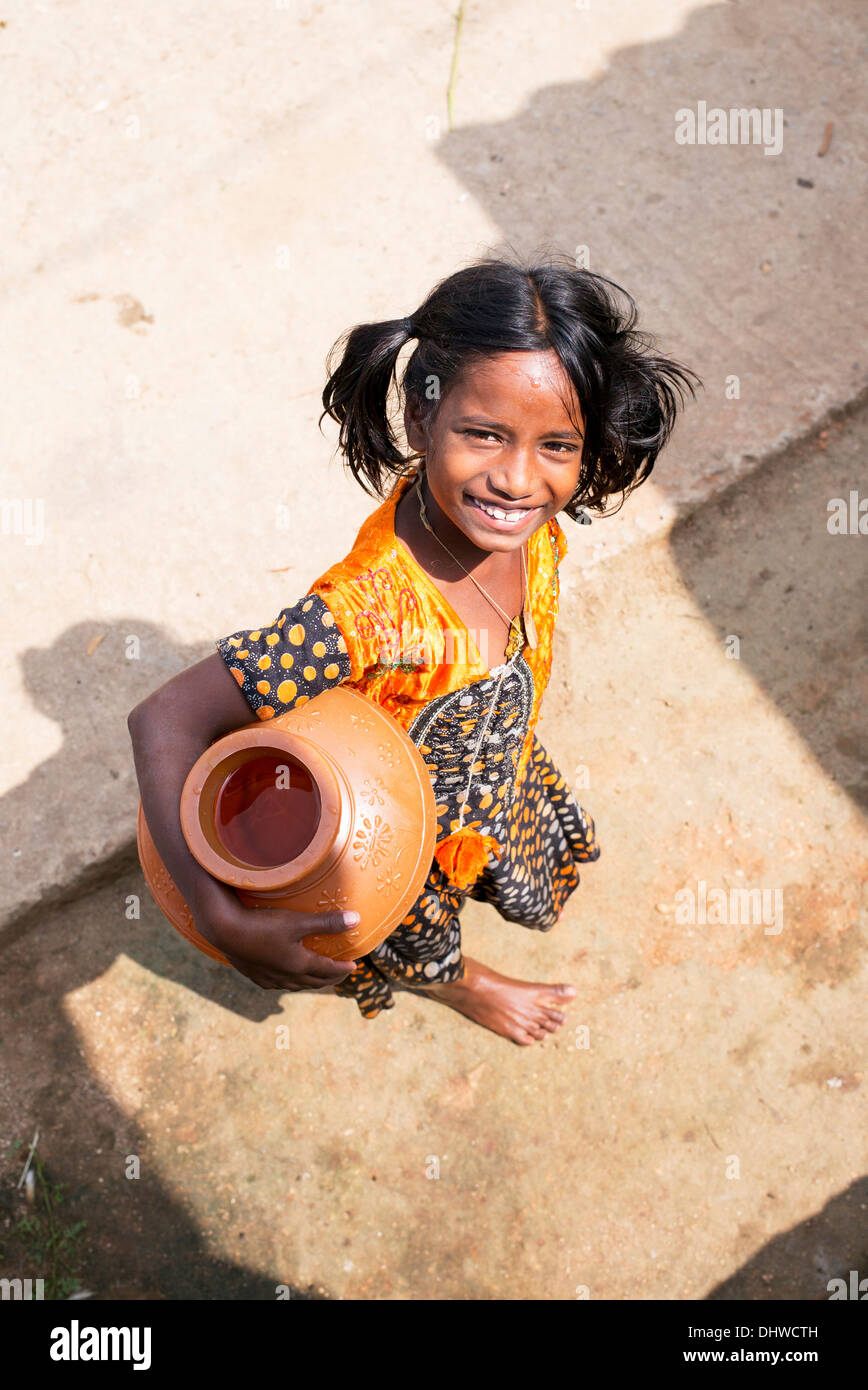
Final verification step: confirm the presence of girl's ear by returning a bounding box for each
[403,397,427,455]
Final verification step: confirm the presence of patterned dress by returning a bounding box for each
[215,470,599,1017]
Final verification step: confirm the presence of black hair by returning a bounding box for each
[319,250,700,518]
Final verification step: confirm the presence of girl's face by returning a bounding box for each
[404,350,585,554]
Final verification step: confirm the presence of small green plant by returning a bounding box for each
[15,1151,86,1300]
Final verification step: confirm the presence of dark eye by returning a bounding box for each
[464,428,500,441]
[545,441,579,453]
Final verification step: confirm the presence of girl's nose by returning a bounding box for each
[489,449,537,499]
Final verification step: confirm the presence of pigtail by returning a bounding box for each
[319,318,417,499]
[548,272,700,518]
[568,340,698,517]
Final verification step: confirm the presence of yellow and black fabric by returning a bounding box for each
[217,592,351,717]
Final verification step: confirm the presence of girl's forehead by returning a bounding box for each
[450,351,582,420]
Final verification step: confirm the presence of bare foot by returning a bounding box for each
[415,955,576,1046]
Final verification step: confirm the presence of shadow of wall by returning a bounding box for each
[0,867,329,1299]
[0,619,329,1297]
[706,1177,868,1300]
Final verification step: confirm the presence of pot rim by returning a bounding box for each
[179,727,344,891]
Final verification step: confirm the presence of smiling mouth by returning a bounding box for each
[465,493,542,524]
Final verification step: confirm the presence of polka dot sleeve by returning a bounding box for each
[214,592,352,721]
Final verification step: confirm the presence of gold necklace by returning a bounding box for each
[413,475,538,652]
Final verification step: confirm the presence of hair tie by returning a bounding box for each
[402,317,415,336]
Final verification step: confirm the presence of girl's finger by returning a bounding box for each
[298,952,359,981]
[295,909,361,937]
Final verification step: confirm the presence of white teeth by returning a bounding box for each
[472,498,530,522]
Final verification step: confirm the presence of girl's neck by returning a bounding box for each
[394,471,530,668]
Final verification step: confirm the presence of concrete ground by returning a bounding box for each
[1,0,866,1298]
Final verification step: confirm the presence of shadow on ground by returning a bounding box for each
[0,868,331,1298]
[0,617,327,1296]
[706,1176,868,1300]
[668,413,868,814]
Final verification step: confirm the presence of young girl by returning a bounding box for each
[128,254,696,1046]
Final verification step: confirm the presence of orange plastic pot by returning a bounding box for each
[137,686,437,964]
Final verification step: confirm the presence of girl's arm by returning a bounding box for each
[127,651,359,990]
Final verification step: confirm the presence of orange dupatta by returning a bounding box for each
[309,472,568,889]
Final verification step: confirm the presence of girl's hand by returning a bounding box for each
[192,875,360,992]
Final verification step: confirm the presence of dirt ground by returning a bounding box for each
[2,408,865,1300]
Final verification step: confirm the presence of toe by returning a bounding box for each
[539,985,575,1007]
